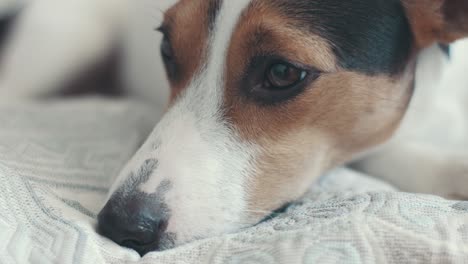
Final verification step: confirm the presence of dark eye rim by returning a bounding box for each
[156,24,179,81]
[156,26,173,60]
[160,35,174,61]
[242,55,321,106]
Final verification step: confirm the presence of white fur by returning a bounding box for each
[108,0,256,244]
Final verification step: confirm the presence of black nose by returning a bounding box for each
[97,195,169,256]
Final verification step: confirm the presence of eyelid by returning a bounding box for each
[257,51,332,75]
[156,24,171,39]
[157,25,174,58]
[155,25,164,33]
[253,55,322,79]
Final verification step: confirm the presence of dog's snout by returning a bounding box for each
[97,196,169,256]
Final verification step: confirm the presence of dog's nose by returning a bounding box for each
[97,196,168,256]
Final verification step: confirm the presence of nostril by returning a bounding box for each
[121,239,148,249]
[114,229,158,248]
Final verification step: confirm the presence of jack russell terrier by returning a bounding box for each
[0,0,467,256]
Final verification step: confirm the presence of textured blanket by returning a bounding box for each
[1,99,467,264]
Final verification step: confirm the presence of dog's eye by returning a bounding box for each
[160,36,174,62]
[266,63,307,89]
[244,57,319,105]
[157,29,178,80]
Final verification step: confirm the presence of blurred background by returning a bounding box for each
[0,0,179,108]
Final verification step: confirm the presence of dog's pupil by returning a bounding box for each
[268,64,304,88]
[272,64,288,77]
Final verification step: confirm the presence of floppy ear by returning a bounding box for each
[403,0,468,47]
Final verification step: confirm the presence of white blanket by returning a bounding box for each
[1,99,467,264]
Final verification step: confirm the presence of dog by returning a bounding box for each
[0,0,467,257]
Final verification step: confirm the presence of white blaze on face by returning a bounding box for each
[108,0,256,244]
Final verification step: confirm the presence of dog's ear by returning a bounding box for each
[403,0,468,48]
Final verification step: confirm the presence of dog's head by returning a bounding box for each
[97,0,468,255]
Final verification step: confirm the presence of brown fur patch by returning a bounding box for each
[222,2,416,213]
[162,0,220,101]
[243,70,415,213]
[225,1,337,140]
[403,0,468,47]
[442,0,468,41]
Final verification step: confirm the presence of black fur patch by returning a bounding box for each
[269,0,414,75]
[116,159,160,196]
[438,44,451,58]
[208,0,223,32]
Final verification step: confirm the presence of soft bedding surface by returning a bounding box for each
[0,99,468,264]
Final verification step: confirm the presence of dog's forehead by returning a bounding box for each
[169,0,412,77]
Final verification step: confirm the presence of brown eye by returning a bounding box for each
[242,56,320,105]
[266,63,307,89]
